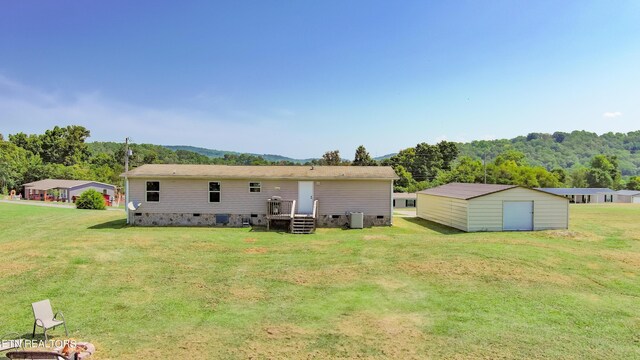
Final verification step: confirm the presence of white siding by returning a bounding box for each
[128,178,391,217]
[315,180,392,217]
[468,187,568,232]
[416,194,468,231]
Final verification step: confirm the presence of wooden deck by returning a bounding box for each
[266,199,318,234]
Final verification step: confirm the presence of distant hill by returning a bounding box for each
[457,130,640,176]
[91,129,640,176]
[163,145,315,164]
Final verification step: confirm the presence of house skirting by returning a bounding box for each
[130,212,391,228]
[316,214,391,227]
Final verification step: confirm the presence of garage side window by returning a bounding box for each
[146,181,160,202]
[209,181,221,203]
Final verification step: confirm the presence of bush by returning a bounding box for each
[76,189,106,210]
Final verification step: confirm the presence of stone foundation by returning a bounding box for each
[131,212,391,228]
[131,213,266,227]
[316,214,391,228]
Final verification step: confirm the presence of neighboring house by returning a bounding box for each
[536,188,616,203]
[393,193,417,208]
[615,190,640,203]
[23,179,117,203]
[417,183,568,232]
[122,164,397,231]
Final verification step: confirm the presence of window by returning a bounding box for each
[209,181,221,203]
[146,181,159,202]
[406,199,416,207]
[249,182,261,193]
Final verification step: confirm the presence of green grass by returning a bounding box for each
[1,203,639,359]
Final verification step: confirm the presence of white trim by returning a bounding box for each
[145,180,160,203]
[390,180,394,225]
[125,177,130,224]
[249,181,261,193]
[208,181,221,203]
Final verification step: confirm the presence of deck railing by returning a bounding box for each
[267,199,295,219]
[312,200,318,219]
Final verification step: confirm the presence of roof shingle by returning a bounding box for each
[122,164,398,180]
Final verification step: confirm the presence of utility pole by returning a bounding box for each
[483,152,487,184]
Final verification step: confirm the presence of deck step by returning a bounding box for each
[291,216,316,234]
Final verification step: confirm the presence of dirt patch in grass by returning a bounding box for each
[0,262,34,277]
[244,247,268,254]
[243,237,257,243]
[375,277,408,290]
[335,312,426,358]
[399,259,573,285]
[279,266,359,286]
[363,234,391,241]
[601,251,640,268]
[228,285,266,302]
[263,324,311,338]
[542,230,602,242]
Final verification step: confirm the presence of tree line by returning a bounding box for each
[1,126,639,195]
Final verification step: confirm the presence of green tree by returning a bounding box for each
[321,150,342,165]
[586,155,621,189]
[626,176,640,190]
[353,145,376,166]
[449,156,484,183]
[392,165,416,192]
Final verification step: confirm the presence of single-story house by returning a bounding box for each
[417,183,569,232]
[536,188,616,203]
[393,192,417,208]
[23,179,117,203]
[122,164,398,231]
[615,190,640,203]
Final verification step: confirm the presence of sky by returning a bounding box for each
[0,1,639,158]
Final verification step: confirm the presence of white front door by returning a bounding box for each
[298,181,314,214]
[503,201,534,231]
[633,196,640,204]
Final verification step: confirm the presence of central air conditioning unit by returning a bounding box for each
[349,212,364,229]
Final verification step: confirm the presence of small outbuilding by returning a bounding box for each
[23,179,117,204]
[393,192,417,208]
[615,190,640,203]
[536,188,615,203]
[417,183,569,232]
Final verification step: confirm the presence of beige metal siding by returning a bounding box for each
[416,194,468,231]
[468,187,568,231]
[128,178,391,217]
[315,180,392,217]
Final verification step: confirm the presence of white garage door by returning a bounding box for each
[633,196,640,204]
[503,201,533,231]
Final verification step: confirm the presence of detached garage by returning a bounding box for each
[416,183,569,232]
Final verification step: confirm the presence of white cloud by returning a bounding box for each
[603,111,623,118]
[0,75,301,154]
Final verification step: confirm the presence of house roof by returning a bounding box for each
[122,164,399,180]
[537,188,616,196]
[393,192,417,199]
[417,183,519,200]
[616,190,640,196]
[22,179,116,190]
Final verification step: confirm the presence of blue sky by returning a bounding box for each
[0,1,639,158]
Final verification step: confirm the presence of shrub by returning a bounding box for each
[76,189,106,210]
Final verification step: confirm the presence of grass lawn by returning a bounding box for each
[1,203,639,359]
